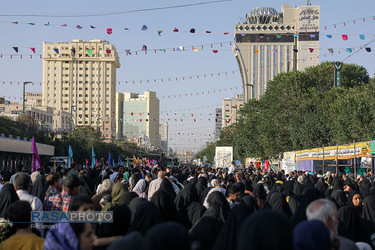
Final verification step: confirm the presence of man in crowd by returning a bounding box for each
[148,171,165,200]
[0,201,44,250]
[306,199,358,250]
[14,174,43,211]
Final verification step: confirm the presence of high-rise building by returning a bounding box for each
[222,94,244,129]
[159,122,168,153]
[233,4,320,101]
[214,108,222,140]
[116,91,160,149]
[42,39,120,141]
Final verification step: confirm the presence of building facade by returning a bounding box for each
[25,92,43,107]
[0,103,71,132]
[222,94,244,129]
[42,39,120,141]
[214,108,222,140]
[159,122,168,153]
[116,91,160,149]
[233,4,320,101]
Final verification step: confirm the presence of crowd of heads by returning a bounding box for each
[0,161,375,249]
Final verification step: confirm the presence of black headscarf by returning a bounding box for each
[332,176,343,191]
[287,195,301,214]
[213,204,252,250]
[254,183,267,200]
[204,191,230,224]
[290,188,324,228]
[0,184,19,218]
[159,179,176,200]
[269,192,292,217]
[190,216,223,250]
[330,190,347,209]
[118,191,139,206]
[241,195,258,213]
[100,204,131,237]
[151,190,177,222]
[195,177,208,201]
[314,180,328,194]
[282,181,295,197]
[174,183,199,211]
[337,205,361,242]
[142,222,192,250]
[129,197,147,221]
[347,190,362,216]
[128,201,163,236]
[293,182,304,197]
[361,196,375,245]
[30,175,47,202]
[237,210,293,250]
[186,201,206,229]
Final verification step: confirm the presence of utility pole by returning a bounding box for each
[22,81,32,114]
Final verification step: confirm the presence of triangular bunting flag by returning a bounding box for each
[328,48,334,53]
[365,47,371,52]
[346,48,353,53]
[326,34,332,38]
[359,34,365,40]
[173,27,179,32]
[212,50,218,53]
[309,48,314,53]
[276,34,282,38]
[30,48,36,54]
[13,47,18,53]
[293,49,298,53]
[142,45,147,51]
[106,49,111,54]
[53,48,59,54]
[71,48,76,54]
[90,25,96,29]
[342,34,348,41]
[272,49,278,53]
[107,28,112,34]
[190,28,195,33]
[76,25,82,29]
[310,34,316,38]
[255,49,260,53]
[158,30,163,36]
[141,25,148,31]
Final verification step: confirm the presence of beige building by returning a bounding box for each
[25,92,43,107]
[233,4,320,101]
[42,39,120,141]
[159,122,168,153]
[116,91,160,149]
[222,94,244,129]
[214,108,222,140]
[0,103,71,132]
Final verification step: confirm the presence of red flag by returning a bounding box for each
[173,27,179,32]
[212,50,218,53]
[30,48,36,54]
[342,34,348,41]
[107,28,112,35]
[309,48,314,53]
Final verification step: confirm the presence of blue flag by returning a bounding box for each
[118,153,122,165]
[91,147,96,169]
[108,152,112,166]
[68,145,73,168]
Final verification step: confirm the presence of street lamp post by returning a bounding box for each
[70,105,76,133]
[22,81,32,114]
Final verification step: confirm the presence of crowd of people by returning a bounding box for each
[0,160,375,249]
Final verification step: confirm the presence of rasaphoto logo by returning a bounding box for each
[31,211,113,223]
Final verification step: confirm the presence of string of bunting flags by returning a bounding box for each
[0,13,375,34]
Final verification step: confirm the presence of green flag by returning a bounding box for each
[87,49,93,57]
[126,157,129,167]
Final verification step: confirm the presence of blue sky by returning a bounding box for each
[0,0,374,153]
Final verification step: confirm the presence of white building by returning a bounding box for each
[159,122,168,153]
[116,91,160,149]
[222,94,244,129]
[42,39,120,141]
[233,4,320,101]
[215,108,222,140]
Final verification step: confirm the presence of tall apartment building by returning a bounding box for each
[233,4,320,101]
[116,91,160,149]
[42,39,120,141]
[159,122,168,154]
[214,108,222,140]
[222,94,244,129]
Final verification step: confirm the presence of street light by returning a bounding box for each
[22,81,32,114]
[70,105,76,132]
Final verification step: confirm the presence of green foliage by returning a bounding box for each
[197,62,373,162]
